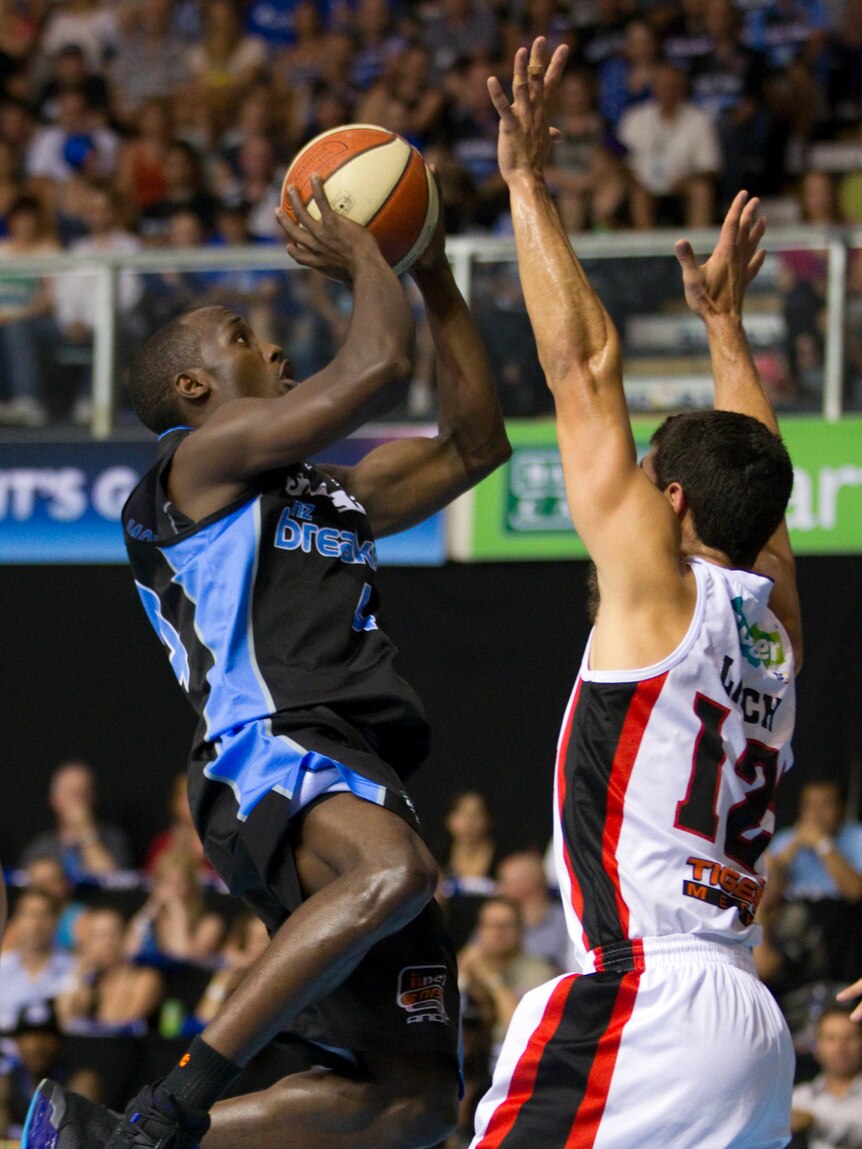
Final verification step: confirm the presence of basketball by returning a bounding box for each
[281,124,439,276]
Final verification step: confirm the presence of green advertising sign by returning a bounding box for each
[449,417,862,560]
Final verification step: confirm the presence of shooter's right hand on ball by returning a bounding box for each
[276,174,383,284]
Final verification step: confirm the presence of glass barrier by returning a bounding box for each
[0,227,852,436]
[0,267,96,430]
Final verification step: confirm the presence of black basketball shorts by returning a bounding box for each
[188,714,461,1064]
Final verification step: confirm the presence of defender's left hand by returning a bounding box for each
[487,37,568,185]
[675,190,766,321]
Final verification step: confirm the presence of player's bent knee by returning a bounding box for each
[354,836,437,933]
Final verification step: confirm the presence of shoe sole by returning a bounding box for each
[22,1079,65,1149]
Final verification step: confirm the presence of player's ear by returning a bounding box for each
[666,480,687,519]
[173,370,210,405]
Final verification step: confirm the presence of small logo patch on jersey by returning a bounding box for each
[732,597,785,670]
[682,856,764,926]
[397,966,449,1025]
[284,470,366,515]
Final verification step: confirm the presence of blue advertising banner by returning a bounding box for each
[0,434,446,565]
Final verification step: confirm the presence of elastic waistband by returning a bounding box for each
[585,934,755,975]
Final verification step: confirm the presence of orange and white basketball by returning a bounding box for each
[281,124,439,276]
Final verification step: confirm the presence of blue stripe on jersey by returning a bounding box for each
[161,497,273,740]
[205,719,387,821]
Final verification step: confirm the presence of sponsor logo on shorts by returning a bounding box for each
[397,966,449,1025]
[682,855,765,926]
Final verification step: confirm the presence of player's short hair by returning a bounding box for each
[651,410,794,568]
[128,316,203,434]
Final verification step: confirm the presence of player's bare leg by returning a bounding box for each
[199,794,438,1064]
[18,794,445,1149]
[203,1051,457,1149]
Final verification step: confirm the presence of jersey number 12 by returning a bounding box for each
[674,692,780,871]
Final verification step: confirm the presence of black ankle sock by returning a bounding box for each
[160,1037,243,1112]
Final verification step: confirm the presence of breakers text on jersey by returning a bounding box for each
[275,499,378,570]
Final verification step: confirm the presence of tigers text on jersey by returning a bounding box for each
[554,557,795,968]
[122,428,430,816]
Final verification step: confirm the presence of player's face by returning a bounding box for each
[193,308,295,403]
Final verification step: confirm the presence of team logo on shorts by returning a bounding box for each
[396,966,449,1025]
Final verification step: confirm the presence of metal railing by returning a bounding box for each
[0,224,857,437]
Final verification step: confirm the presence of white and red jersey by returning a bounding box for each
[553,557,795,970]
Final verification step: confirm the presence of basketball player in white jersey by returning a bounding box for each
[471,38,802,1149]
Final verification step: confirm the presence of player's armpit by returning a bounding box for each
[320,431,509,538]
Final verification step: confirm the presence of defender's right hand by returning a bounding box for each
[276,175,384,284]
[674,190,766,322]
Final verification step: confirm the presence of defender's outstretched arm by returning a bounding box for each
[675,193,802,665]
[487,43,626,423]
[675,192,775,432]
[487,39,682,609]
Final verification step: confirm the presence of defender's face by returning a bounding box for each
[191,308,295,403]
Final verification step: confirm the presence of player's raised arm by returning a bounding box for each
[674,194,802,665]
[321,175,511,538]
[487,39,685,614]
[163,177,415,513]
[674,192,775,431]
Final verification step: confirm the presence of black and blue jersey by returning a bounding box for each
[122,428,430,823]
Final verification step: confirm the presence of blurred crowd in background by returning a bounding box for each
[2,761,862,1147]
[0,0,860,425]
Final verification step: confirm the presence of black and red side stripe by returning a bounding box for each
[474,972,639,1149]
[559,673,668,949]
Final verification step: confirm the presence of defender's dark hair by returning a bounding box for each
[651,410,794,568]
[128,317,203,434]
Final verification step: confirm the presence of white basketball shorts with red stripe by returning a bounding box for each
[469,934,793,1149]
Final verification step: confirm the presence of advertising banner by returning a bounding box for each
[0,431,446,565]
[449,417,862,560]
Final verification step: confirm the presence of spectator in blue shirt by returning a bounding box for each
[745,0,829,76]
[768,780,862,903]
[0,890,75,1032]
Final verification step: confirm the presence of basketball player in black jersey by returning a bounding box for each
[23,179,509,1149]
